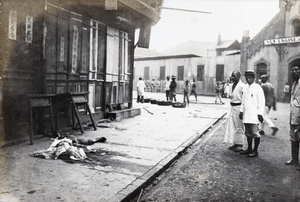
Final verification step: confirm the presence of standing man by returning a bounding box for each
[136,77,146,103]
[183,79,191,106]
[239,70,265,157]
[224,70,245,152]
[286,65,300,170]
[190,79,198,101]
[169,75,177,102]
[260,74,279,136]
[165,76,171,101]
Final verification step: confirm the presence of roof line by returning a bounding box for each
[134,54,201,61]
[249,10,282,43]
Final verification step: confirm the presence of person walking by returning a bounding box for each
[136,77,146,103]
[283,82,290,103]
[260,74,279,136]
[169,75,177,102]
[183,79,191,106]
[164,76,171,101]
[190,79,198,101]
[239,70,265,157]
[215,81,224,104]
[224,70,245,152]
[286,65,300,171]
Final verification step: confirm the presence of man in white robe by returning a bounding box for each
[224,70,245,152]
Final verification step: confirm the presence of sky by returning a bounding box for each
[147,0,280,52]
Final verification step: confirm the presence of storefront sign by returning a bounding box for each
[105,0,117,10]
[8,10,17,40]
[71,25,79,73]
[60,37,64,62]
[264,36,300,45]
[25,15,33,43]
[138,27,151,48]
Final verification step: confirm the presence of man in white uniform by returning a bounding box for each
[224,70,245,152]
[239,70,265,157]
[137,77,146,103]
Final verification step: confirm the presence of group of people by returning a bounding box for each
[164,76,198,105]
[136,76,198,105]
[224,68,300,171]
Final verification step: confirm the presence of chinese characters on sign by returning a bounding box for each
[82,28,88,73]
[8,10,17,40]
[25,15,33,43]
[60,37,65,62]
[264,36,300,45]
[71,25,79,73]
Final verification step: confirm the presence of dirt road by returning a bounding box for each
[135,102,300,202]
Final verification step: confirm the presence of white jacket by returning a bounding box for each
[240,82,265,124]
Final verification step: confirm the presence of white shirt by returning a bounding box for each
[165,80,171,91]
[137,80,146,96]
[229,80,244,104]
[240,82,265,124]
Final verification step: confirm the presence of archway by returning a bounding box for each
[256,63,267,82]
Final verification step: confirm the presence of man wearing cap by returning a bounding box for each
[239,70,265,157]
[224,70,245,152]
[286,65,300,171]
[260,74,279,136]
[169,75,177,102]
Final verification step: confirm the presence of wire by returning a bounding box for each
[161,7,211,14]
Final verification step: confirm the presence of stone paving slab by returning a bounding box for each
[0,93,228,202]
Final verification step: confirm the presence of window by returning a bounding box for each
[144,66,150,80]
[197,65,204,81]
[120,31,129,81]
[292,19,300,36]
[216,65,224,81]
[106,26,119,82]
[177,66,184,81]
[256,63,267,81]
[160,66,165,80]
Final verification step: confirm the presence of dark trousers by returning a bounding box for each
[137,95,144,103]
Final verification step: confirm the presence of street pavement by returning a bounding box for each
[0,92,229,202]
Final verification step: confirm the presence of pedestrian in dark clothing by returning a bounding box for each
[169,75,177,102]
[183,79,191,105]
[286,65,300,171]
[260,74,279,136]
[190,79,197,101]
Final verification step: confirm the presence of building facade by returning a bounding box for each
[134,53,241,96]
[243,0,300,100]
[0,0,163,140]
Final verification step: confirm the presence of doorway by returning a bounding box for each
[256,63,267,82]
